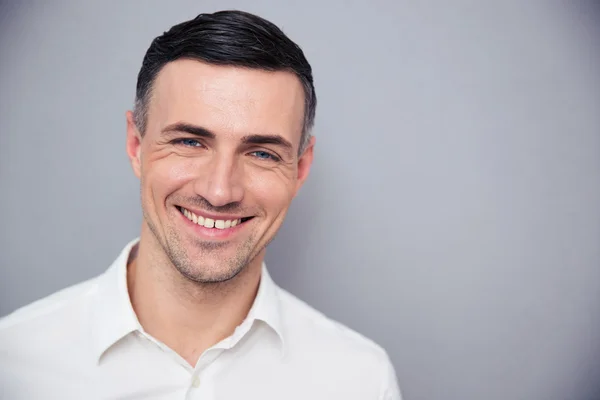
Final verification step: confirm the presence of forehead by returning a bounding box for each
[147,59,305,145]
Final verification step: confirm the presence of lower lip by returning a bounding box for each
[177,208,247,240]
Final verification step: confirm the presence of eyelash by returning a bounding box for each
[171,138,281,162]
[172,138,204,148]
[249,150,281,162]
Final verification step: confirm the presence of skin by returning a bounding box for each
[125,59,315,366]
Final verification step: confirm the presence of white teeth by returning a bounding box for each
[181,208,244,229]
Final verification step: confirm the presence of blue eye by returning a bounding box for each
[180,138,201,147]
[251,151,279,161]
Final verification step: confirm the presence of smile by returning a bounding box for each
[177,206,251,230]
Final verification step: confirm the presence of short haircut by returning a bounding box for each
[134,10,317,153]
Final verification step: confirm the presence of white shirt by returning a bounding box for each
[0,239,402,399]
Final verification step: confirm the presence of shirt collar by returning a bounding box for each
[246,263,286,353]
[90,238,285,363]
[90,238,142,363]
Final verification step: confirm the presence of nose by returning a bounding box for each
[193,152,244,207]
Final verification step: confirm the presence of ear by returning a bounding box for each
[294,136,316,196]
[126,111,143,179]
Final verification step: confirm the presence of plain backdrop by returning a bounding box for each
[1,1,599,399]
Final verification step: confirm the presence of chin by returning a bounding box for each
[180,266,244,284]
[171,253,249,284]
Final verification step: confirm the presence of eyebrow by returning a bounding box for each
[161,122,215,139]
[241,134,293,155]
[162,122,294,156]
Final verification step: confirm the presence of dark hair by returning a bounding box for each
[134,10,316,153]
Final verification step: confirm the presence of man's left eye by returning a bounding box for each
[250,151,279,161]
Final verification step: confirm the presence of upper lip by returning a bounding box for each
[177,205,251,221]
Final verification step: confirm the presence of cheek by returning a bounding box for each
[248,171,296,214]
[142,156,198,200]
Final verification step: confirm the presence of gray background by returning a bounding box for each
[1,1,599,399]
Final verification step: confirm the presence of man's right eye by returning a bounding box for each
[173,138,202,147]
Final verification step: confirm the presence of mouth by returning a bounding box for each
[176,206,254,230]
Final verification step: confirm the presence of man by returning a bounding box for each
[0,10,401,399]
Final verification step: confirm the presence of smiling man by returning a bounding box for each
[0,10,401,400]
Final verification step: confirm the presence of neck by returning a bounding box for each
[128,228,264,367]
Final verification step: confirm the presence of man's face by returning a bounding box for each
[126,59,314,283]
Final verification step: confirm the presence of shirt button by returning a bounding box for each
[192,376,201,388]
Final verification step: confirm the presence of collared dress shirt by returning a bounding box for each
[0,239,402,399]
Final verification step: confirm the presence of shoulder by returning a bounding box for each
[278,287,387,356]
[276,288,401,398]
[0,276,100,343]
[0,277,104,398]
